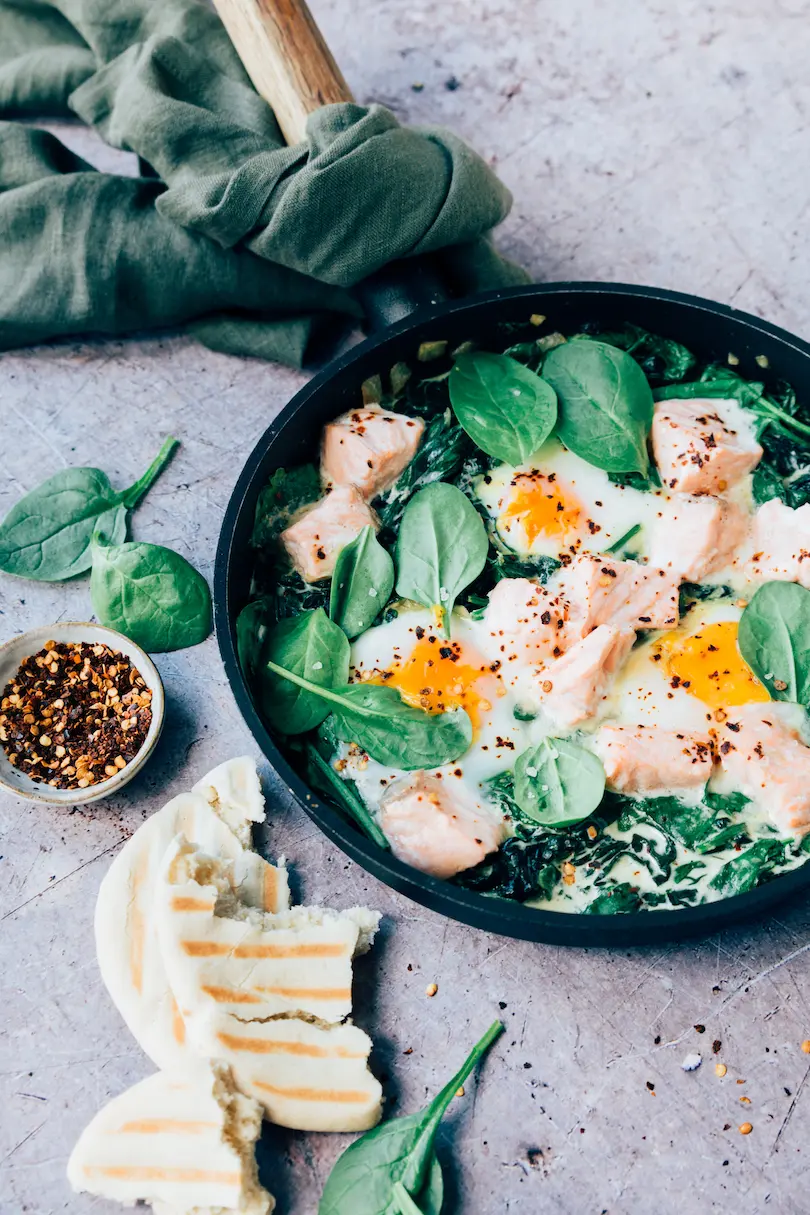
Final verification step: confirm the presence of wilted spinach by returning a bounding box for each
[319,1021,503,1215]
[304,738,389,849]
[585,883,643,914]
[0,436,178,582]
[330,526,394,639]
[395,483,488,636]
[543,339,654,475]
[375,412,473,533]
[709,839,791,897]
[588,323,697,385]
[251,464,321,549]
[449,351,557,463]
[738,581,810,705]
[90,533,212,653]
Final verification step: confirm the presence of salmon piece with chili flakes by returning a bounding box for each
[280,485,378,582]
[649,494,748,582]
[715,704,810,836]
[556,554,679,636]
[321,407,424,498]
[651,397,762,494]
[482,577,576,664]
[378,772,505,879]
[594,724,714,793]
[535,624,636,730]
[746,499,810,588]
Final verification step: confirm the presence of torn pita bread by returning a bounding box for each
[95,758,290,1069]
[157,837,380,1029]
[195,1012,383,1133]
[67,1060,273,1215]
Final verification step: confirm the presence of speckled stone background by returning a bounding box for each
[2,1,810,1212]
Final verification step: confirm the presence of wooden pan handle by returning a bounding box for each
[212,0,354,145]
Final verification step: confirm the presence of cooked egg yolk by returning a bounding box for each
[375,636,494,728]
[659,621,769,709]
[500,473,581,547]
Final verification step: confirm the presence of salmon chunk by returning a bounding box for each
[321,407,424,498]
[594,724,713,793]
[652,397,762,494]
[536,625,636,730]
[648,494,748,582]
[557,554,679,636]
[482,577,575,664]
[746,499,810,588]
[379,772,505,879]
[715,705,810,836]
[281,485,378,582]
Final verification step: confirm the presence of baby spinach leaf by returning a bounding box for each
[90,534,211,653]
[330,683,472,769]
[304,741,390,850]
[738,581,810,705]
[318,1021,503,1215]
[262,662,472,769]
[395,482,488,636]
[448,351,557,463]
[330,526,394,639]
[542,340,654,475]
[513,738,606,827]
[235,595,274,682]
[0,436,178,582]
[259,609,350,734]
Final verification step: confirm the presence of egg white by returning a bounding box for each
[345,607,542,817]
[475,437,657,561]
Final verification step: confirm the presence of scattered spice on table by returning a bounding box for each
[801,1039,810,1054]
[0,640,152,790]
[739,1122,753,1135]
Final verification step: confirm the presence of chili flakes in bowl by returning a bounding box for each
[0,640,152,790]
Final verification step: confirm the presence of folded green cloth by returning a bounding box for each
[0,0,526,365]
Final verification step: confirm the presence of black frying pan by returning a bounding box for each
[215,281,810,945]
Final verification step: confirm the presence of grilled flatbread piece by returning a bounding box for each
[157,837,380,1029]
[95,758,289,1069]
[67,1060,273,1215]
[196,1012,383,1133]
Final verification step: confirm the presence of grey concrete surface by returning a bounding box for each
[2,1,810,1212]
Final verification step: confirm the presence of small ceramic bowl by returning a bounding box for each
[0,622,165,806]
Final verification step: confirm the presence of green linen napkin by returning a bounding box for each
[0,0,527,365]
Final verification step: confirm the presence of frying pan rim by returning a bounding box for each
[215,279,810,946]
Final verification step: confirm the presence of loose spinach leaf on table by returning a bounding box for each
[319,1021,503,1215]
[262,660,472,769]
[90,533,211,652]
[542,340,654,475]
[0,436,178,582]
[513,738,606,827]
[738,581,810,705]
[395,483,488,636]
[258,609,350,734]
[448,351,557,463]
[330,526,394,639]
